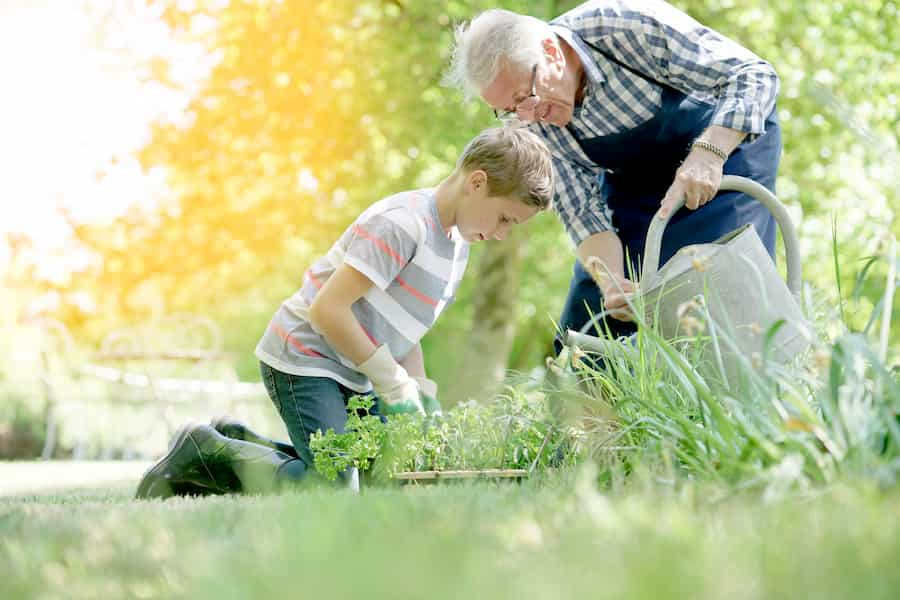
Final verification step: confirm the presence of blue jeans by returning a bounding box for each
[259,361,381,482]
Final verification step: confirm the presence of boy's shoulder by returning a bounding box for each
[356,189,437,243]
[365,188,434,216]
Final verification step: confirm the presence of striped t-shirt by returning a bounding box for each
[255,189,470,392]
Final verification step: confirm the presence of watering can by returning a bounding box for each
[566,175,812,382]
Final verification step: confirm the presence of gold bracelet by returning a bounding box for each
[691,139,729,161]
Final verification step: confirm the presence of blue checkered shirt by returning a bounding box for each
[531,0,780,248]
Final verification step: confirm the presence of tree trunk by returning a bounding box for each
[446,0,557,406]
[446,230,523,405]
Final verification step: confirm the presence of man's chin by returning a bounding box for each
[549,110,573,127]
[546,103,574,127]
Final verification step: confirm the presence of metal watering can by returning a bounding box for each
[566,175,811,382]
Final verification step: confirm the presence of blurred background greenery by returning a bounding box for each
[1,0,897,456]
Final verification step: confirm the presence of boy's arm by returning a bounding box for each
[307,263,377,365]
[399,343,426,379]
[308,263,424,416]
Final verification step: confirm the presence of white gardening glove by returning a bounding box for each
[357,345,425,416]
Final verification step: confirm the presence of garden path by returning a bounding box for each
[0,460,149,497]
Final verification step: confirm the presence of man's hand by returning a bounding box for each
[601,277,637,322]
[585,256,636,322]
[413,377,443,416]
[357,345,425,416]
[658,149,725,219]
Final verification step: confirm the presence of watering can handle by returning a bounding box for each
[641,175,802,298]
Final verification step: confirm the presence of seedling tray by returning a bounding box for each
[388,428,554,486]
[392,469,528,484]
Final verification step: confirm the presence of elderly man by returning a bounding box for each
[446,0,781,348]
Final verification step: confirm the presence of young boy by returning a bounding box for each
[136,126,554,498]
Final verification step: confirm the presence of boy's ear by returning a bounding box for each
[466,169,488,192]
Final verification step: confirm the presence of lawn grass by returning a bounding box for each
[2,232,894,600]
[2,470,898,600]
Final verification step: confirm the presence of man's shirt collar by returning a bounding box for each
[550,24,606,92]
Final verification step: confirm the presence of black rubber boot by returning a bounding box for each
[136,424,239,499]
[210,416,300,460]
[136,424,306,499]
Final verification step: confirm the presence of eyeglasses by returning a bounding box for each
[494,63,539,123]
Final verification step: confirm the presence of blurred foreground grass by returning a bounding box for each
[2,465,898,600]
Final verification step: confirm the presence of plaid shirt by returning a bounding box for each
[532,0,779,247]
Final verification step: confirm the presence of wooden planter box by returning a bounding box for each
[392,469,528,484]
[378,429,555,488]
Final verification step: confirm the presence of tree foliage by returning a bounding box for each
[56,0,897,380]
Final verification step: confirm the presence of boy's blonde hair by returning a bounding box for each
[456,126,554,210]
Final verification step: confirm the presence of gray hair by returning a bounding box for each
[444,9,552,99]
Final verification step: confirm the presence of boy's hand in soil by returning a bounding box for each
[414,377,443,417]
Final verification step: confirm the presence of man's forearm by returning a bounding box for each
[576,230,627,284]
[694,125,747,158]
